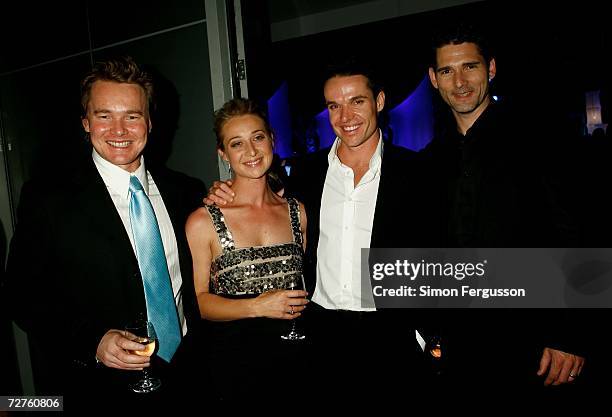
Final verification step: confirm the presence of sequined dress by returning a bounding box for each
[204,197,306,401]
[207,197,305,296]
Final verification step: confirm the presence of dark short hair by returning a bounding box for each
[213,98,273,150]
[430,23,493,68]
[80,56,154,116]
[322,57,383,98]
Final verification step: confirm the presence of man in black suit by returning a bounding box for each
[290,63,440,398]
[424,24,586,396]
[4,56,205,409]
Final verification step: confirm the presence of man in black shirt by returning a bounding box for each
[424,24,586,394]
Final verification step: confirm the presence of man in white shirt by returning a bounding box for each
[5,56,205,407]
[291,61,439,398]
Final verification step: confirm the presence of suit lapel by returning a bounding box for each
[371,143,401,248]
[71,160,137,264]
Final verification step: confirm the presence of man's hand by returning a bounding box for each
[203,180,234,206]
[537,347,585,386]
[95,329,151,370]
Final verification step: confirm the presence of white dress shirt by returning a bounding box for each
[312,135,383,311]
[92,150,187,335]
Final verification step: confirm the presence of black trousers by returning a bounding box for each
[301,303,431,405]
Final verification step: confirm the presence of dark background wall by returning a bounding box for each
[0,1,218,207]
[243,0,610,153]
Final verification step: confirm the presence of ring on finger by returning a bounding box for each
[289,307,294,315]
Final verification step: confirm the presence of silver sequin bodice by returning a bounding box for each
[206,198,304,295]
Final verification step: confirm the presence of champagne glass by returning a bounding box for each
[281,275,306,340]
[124,319,161,393]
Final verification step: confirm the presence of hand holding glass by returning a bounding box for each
[281,276,307,341]
[124,319,161,393]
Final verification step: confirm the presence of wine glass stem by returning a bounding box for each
[142,366,154,384]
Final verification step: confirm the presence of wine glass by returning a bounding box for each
[124,319,161,393]
[281,275,306,340]
[428,335,444,376]
[429,336,442,359]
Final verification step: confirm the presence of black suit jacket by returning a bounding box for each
[5,158,205,399]
[287,141,442,332]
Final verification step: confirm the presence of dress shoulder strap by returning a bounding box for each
[286,197,303,247]
[205,205,235,252]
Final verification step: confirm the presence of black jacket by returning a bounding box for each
[421,102,589,389]
[5,158,205,400]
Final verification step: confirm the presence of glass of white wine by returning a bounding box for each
[124,319,161,393]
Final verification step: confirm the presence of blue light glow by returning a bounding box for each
[388,75,435,151]
[315,108,336,150]
[267,81,293,159]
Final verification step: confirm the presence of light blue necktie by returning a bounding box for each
[129,175,181,362]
